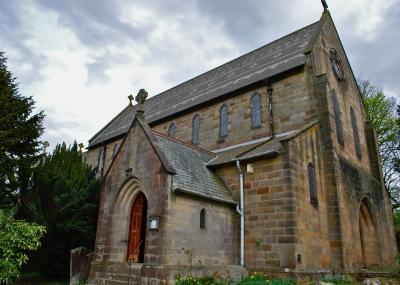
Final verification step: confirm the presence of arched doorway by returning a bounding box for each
[359,199,379,268]
[127,192,147,263]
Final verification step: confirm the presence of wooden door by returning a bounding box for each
[127,193,144,262]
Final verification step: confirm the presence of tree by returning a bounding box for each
[359,80,400,209]
[25,142,100,277]
[0,217,46,284]
[0,52,45,208]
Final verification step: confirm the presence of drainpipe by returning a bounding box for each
[267,84,274,138]
[235,159,244,267]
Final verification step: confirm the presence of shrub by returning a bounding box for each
[0,217,46,284]
[175,275,226,285]
[237,272,296,285]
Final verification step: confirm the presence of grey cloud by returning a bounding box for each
[34,0,153,47]
[85,49,128,84]
[339,4,400,94]
[196,0,400,95]
[32,0,156,84]
[195,0,266,50]
[195,1,315,51]
[0,1,47,84]
[2,1,399,99]
[44,114,80,130]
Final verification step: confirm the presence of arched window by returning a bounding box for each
[251,93,261,128]
[112,143,119,158]
[350,107,362,159]
[330,49,345,82]
[331,90,344,146]
[200,209,206,229]
[168,122,176,138]
[308,163,318,207]
[98,146,105,171]
[220,104,228,138]
[192,114,200,145]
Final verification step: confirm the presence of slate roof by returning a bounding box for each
[152,132,236,204]
[208,137,281,167]
[88,21,320,148]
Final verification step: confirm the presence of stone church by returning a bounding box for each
[84,7,397,285]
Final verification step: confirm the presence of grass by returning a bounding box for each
[175,272,297,285]
[237,273,296,285]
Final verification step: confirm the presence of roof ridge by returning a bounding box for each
[152,130,215,156]
[88,20,321,148]
[236,137,275,158]
[146,21,320,103]
[88,104,133,144]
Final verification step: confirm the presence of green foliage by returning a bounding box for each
[0,52,45,208]
[25,142,100,277]
[175,276,224,285]
[0,217,46,284]
[237,273,296,285]
[359,80,400,209]
[174,273,297,285]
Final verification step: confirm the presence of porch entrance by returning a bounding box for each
[127,192,147,263]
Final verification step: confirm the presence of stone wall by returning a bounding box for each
[83,138,123,175]
[286,125,332,269]
[310,13,371,174]
[89,120,171,284]
[308,14,397,269]
[216,152,297,271]
[163,193,239,267]
[152,69,317,152]
[336,156,397,268]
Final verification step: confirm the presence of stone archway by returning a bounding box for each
[359,198,379,268]
[127,192,147,263]
[109,177,148,263]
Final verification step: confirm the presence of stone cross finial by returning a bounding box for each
[321,0,328,10]
[135,88,148,108]
[134,88,148,119]
[78,143,84,152]
[128,94,134,106]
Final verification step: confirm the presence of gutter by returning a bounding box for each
[235,160,245,267]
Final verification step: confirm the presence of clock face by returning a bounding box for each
[330,50,344,81]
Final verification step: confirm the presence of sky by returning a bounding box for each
[0,0,399,150]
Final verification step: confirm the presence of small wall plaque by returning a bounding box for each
[246,163,254,174]
[149,217,159,230]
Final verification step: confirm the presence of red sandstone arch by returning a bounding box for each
[359,198,379,268]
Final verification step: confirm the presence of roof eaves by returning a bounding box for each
[152,130,216,158]
[279,119,320,142]
[88,104,132,145]
[172,187,237,205]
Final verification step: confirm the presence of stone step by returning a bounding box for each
[94,277,140,285]
[103,272,140,282]
[105,279,139,285]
